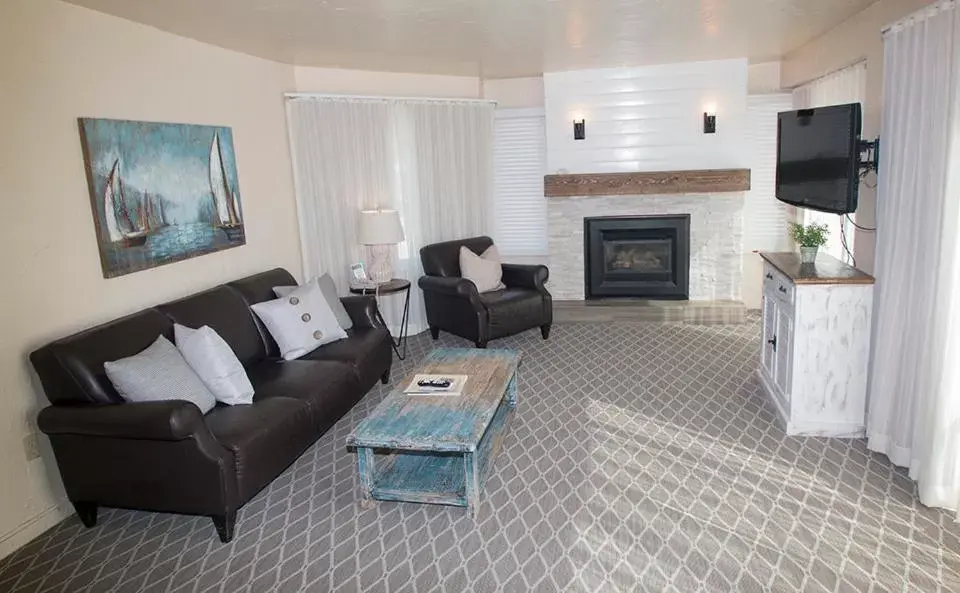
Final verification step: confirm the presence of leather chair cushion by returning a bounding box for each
[33,309,174,404]
[204,397,315,500]
[479,288,548,336]
[158,286,266,367]
[419,236,493,278]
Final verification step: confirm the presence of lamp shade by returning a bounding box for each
[358,209,404,245]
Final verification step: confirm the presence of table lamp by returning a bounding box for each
[359,209,405,284]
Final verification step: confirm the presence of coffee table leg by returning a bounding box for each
[506,374,518,407]
[464,451,480,518]
[357,447,376,510]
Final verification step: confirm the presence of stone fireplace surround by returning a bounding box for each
[547,193,744,301]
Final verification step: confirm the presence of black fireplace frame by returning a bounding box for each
[584,215,691,300]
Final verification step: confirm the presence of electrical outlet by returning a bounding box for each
[22,432,41,461]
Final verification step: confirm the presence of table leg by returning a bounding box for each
[357,447,376,510]
[464,451,480,518]
[506,373,518,408]
[395,286,410,360]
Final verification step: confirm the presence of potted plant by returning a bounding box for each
[789,222,829,264]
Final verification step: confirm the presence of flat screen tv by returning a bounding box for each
[776,103,862,214]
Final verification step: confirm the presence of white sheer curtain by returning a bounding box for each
[792,62,867,263]
[285,96,494,336]
[867,0,960,514]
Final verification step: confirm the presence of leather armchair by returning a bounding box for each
[418,236,552,348]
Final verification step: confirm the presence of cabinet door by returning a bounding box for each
[774,306,793,396]
[761,295,777,379]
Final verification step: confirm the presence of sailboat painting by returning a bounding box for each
[79,118,246,278]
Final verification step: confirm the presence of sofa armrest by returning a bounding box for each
[501,264,549,291]
[418,276,480,300]
[38,401,206,442]
[340,295,383,329]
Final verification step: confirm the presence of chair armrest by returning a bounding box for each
[37,401,206,442]
[418,276,480,300]
[340,295,383,329]
[501,264,549,291]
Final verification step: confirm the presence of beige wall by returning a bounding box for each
[781,0,933,273]
[482,77,545,108]
[747,62,783,94]
[294,67,480,97]
[0,0,301,558]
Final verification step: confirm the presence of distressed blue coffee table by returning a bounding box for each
[347,348,520,517]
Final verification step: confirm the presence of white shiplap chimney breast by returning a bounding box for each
[543,59,749,174]
[542,59,749,302]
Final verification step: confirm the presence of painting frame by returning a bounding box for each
[78,117,246,279]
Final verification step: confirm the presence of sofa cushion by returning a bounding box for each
[247,359,361,431]
[204,397,315,500]
[274,273,354,330]
[158,286,266,367]
[304,327,393,390]
[32,309,174,404]
[174,324,254,405]
[104,335,216,414]
[250,281,348,360]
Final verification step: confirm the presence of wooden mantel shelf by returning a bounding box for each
[544,168,751,198]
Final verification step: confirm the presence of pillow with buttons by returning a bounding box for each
[250,280,348,361]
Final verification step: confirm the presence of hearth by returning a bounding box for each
[584,215,690,299]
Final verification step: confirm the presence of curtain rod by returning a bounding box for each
[882,0,954,34]
[284,92,496,105]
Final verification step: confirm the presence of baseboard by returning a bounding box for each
[0,502,71,561]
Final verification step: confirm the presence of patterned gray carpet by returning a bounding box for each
[2,319,959,593]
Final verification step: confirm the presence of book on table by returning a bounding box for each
[404,374,468,396]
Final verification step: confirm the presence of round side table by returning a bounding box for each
[350,279,410,360]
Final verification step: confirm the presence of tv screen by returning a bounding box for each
[776,103,861,214]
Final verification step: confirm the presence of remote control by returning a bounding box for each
[417,378,452,389]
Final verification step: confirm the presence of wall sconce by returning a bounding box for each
[703,111,717,134]
[573,119,586,140]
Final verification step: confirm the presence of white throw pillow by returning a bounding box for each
[174,324,254,405]
[104,335,216,413]
[251,281,348,360]
[460,245,505,293]
[273,273,353,330]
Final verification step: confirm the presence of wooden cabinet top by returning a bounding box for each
[759,252,875,285]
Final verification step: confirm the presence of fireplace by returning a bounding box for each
[584,215,690,299]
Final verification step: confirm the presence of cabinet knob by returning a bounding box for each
[765,273,773,280]
[778,285,787,294]
[767,335,778,352]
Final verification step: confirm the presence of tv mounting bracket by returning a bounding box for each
[859,138,880,174]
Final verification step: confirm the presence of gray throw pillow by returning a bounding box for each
[104,335,216,413]
[274,273,353,330]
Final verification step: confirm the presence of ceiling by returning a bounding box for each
[64,0,876,78]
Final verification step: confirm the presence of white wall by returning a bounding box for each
[542,59,749,174]
[0,0,301,559]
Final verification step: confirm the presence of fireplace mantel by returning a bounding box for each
[544,168,750,198]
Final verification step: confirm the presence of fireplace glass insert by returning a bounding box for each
[584,215,690,299]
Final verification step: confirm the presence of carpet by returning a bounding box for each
[1,319,958,592]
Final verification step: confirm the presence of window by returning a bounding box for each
[492,108,547,257]
[744,94,795,253]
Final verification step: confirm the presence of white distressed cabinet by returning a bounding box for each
[757,252,874,437]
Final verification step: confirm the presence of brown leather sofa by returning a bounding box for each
[418,236,552,348]
[30,268,392,543]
